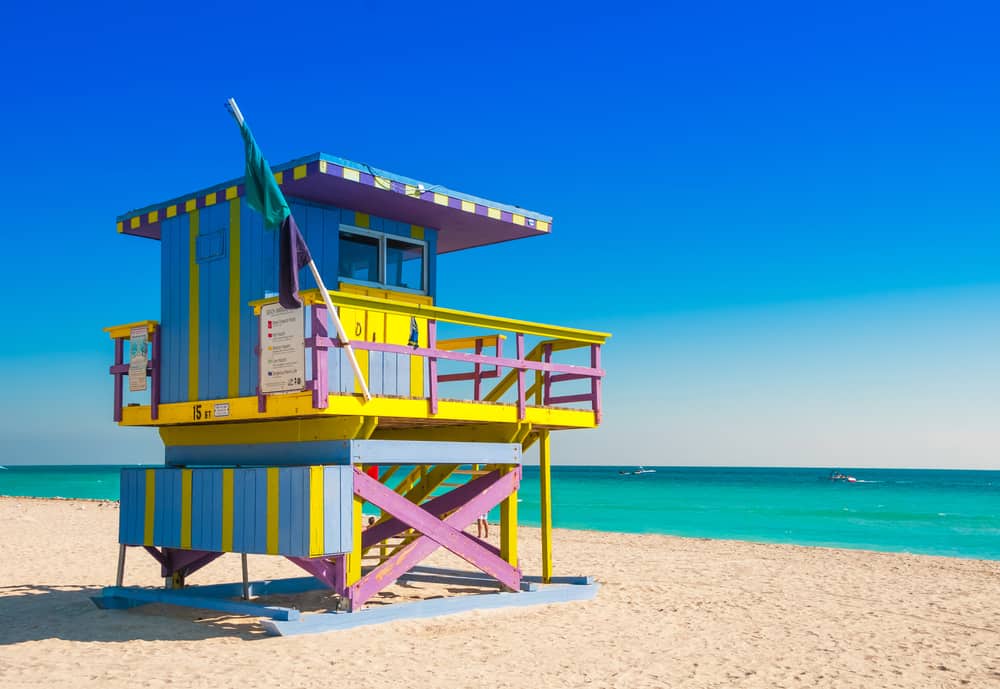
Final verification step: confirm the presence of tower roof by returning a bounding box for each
[116,153,552,253]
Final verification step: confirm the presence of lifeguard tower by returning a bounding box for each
[96,149,609,633]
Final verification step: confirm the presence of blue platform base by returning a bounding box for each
[263,581,600,636]
[90,566,599,636]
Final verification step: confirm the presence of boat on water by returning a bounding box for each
[828,470,857,483]
[619,466,656,476]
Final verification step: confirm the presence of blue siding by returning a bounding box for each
[197,203,231,401]
[323,466,353,555]
[238,200,275,398]
[153,470,181,547]
[278,467,309,557]
[234,468,267,554]
[191,469,223,552]
[160,214,190,403]
[119,469,143,545]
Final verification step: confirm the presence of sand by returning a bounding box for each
[0,497,998,688]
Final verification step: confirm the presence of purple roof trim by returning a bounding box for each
[118,154,552,252]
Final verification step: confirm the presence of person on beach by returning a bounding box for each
[477,513,489,539]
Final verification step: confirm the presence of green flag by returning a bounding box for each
[240,121,289,228]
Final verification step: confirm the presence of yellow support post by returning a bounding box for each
[349,492,363,585]
[539,429,553,583]
[500,464,518,569]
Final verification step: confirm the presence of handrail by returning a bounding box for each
[105,319,160,422]
[104,320,159,339]
[483,338,590,403]
[250,289,611,345]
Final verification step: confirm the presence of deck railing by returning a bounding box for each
[106,291,609,424]
[258,289,610,423]
[104,320,160,422]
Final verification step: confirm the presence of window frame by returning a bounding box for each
[337,223,428,295]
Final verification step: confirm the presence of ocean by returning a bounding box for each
[2,465,998,560]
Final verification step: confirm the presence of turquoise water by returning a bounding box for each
[2,465,999,560]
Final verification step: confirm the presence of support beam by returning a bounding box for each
[115,544,126,587]
[500,466,518,569]
[539,429,553,583]
[349,467,521,608]
[349,492,363,585]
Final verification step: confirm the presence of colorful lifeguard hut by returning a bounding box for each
[96,139,608,632]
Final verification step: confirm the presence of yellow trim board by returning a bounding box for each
[122,393,598,429]
[104,320,158,339]
[251,289,610,344]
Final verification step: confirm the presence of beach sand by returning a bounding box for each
[0,497,997,688]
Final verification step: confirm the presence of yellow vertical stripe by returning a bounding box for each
[188,210,200,401]
[221,468,234,552]
[227,199,241,398]
[180,469,192,549]
[266,467,280,554]
[539,430,553,583]
[348,492,363,584]
[409,317,425,398]
[309,466,325,556]
[500,466,518,567]
[143,469,156,546]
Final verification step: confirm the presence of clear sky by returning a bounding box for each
[1,1,998,467]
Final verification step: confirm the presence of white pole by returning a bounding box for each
[226,98,245,126]
[308,260,372,401]
[225,97,372,402]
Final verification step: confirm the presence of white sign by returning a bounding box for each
[128,326,148,392]
[259,302,306,394]
[213,403,230,418]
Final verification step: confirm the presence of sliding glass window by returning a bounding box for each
[338,225,427,294]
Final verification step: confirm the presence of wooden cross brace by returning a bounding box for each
[347,466,521,610]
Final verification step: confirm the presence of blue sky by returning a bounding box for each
[1,1,998,467]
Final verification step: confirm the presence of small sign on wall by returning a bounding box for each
[128,326,148,392]
[259,303,306,394]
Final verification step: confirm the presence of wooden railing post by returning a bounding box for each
[150,328,160,420]
[112,337,124,422]
[516,333,526,421]
[542,342,553,406]
[591,344,602,425]
[473,338,483,401]
[428,320,438,415]
[310,304,329,409]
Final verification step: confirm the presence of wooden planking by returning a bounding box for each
[119,469,145,545]
[197,202,230,401]
[309,466,324,557]
[118,466,354,557]
[221,468,234,552]
[322,466,354,555]
[237,199,268,398]
[160,213,190,403]
[143,469,155,545]
[263,582,599,636]
[180,469,192,549]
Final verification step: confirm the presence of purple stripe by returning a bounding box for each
[343,339,604,377]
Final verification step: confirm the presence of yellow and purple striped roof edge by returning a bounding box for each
[116,153,553,254]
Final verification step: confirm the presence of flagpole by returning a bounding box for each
[226,98,372,402]
[307,261,372,402]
